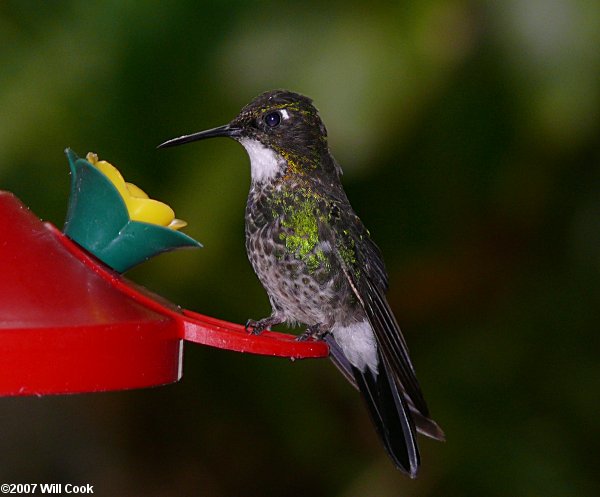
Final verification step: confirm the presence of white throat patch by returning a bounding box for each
[239,138,284,183]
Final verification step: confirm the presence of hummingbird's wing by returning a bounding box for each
[325,202,433,420]
[358,274,445,440]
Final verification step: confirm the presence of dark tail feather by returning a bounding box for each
[327,335,420,476]
[326,335,445,443]
[352,358,420,477]
[325,334,358,386]
[407,396,446,442]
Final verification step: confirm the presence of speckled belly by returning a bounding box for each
[245,222,350,327]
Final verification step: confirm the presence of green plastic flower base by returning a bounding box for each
[63,149,201,273]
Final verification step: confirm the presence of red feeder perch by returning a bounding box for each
[0,191,328,396]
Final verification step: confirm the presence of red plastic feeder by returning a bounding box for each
[0,192,328,396]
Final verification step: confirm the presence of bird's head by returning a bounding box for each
[159,89,336,184]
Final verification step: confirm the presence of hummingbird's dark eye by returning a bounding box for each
[265,111,281,128]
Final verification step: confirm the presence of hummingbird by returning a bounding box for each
[159,89,444,476]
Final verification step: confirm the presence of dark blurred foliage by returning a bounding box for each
[1,1,599,496]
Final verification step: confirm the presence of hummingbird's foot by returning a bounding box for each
[297,323,330,342]
[245,316,282,335]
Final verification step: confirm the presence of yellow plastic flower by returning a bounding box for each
[86,153,186,230]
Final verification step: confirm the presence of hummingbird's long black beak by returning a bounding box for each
[157,124,241,149]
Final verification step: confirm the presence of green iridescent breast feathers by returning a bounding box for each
[262,183,364,278]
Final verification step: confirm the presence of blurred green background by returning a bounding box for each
[1,1,599,495]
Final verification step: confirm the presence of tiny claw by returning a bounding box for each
[296,325,329,342]
[296,331,314,342]
[245,318,267,335]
